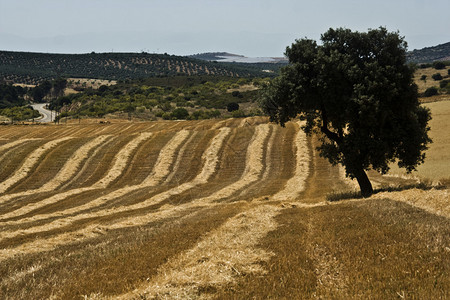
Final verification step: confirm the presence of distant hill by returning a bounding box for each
[407,42,450,63]
[0,51,273,85]
[188,52,288,64]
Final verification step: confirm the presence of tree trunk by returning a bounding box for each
[354,168,373,197]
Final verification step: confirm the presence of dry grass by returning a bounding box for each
[414,66,449,93]
[215,198,449,299]
[0,117,448,299]
[120,204,281,299]
[389,100,450,184]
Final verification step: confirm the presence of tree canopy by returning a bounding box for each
[260,27,431,197]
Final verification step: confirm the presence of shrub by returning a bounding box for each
[432,73,443,81]
[433,61,446,70]
[171,108,189,119]
[227,102,239,112]
[420,75,427,81]
[424,87,438,97]
[440,80,449,89]
[162,112,172,120]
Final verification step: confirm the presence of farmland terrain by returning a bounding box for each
[0,111,448,299]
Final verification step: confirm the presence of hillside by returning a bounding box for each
[0,115,448,299]
[0,51,273,85]
[407,42,450,63]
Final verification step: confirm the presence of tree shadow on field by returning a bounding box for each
[326,181,447,202]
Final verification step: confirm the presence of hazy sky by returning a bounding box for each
[1,0,449,56]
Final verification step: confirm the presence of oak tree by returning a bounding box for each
[261,27,431,197]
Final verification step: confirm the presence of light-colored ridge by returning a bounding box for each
[0,137,72,195]
[95,132,153,187]
[0,128,231,253]
[0,131,190,225]
[272,124,310,201]
[0,133,152,222]
[118,204,281,299]
[0,136,111,205]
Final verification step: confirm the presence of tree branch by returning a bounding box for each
[320,105,343,144]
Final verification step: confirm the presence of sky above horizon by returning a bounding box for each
[1,0,449,57]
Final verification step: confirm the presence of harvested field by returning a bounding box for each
[0,117,448,299]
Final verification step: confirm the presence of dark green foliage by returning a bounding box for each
[0,84,25,108]
[0,51,275,85]
[424,87,438,97]
[433,61,446,70]
[420,75,427,81]
[227,102,239,112]
[32,86,46,102]
[171,108,189,119]
[260,27,432,197]
[432,73,443,81]
[439,80,449,89]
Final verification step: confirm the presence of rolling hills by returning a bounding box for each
[0,115,448,299]
[0,51,274,85]
[407,42,450,63]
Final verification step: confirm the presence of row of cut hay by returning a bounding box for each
[0,130,191,229]
[0,132,156,223]
[7,137,96,193]
[0,122,277,257]
[0,137,72,194]
[0,126,221,225]
[0,140,47,184]
[0,126,231,260]
[0,120,309,275]
[0,118,313,299]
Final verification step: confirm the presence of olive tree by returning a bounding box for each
[260,27,431,197]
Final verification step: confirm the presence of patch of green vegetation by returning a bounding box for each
[51,77,268,120]
[0,106,40,122]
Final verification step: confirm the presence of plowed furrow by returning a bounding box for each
[0,137,72,195]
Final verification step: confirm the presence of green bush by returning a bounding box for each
[420,75,427,81]
[227,102,239,112]
[171,108,189,119]
[432,73,443,81]
[439,80,449,89]
[424,87,438,97]
[433,61,446,70]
